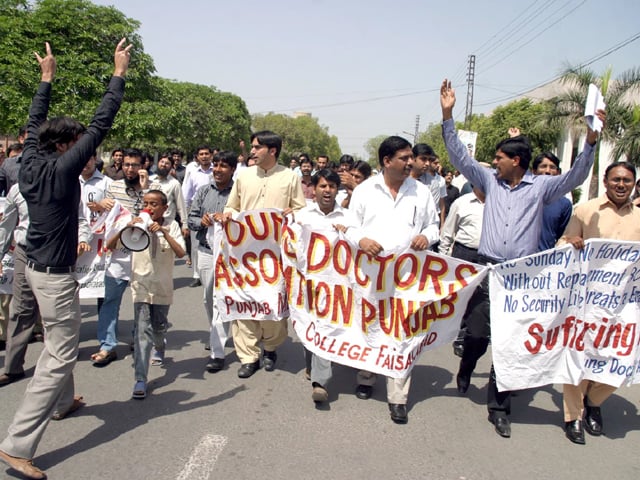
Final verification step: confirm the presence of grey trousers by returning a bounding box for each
[3,245,42,375]
[0,267,80,459]
[197,246,229,359]
[357,370,413,404]
[189,230,200,279]
[133,302,169,383]
[311,353,333,387]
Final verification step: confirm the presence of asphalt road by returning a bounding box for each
[1,260,639,479]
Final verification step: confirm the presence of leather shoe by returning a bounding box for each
[311,383,328,403]
[565,419,585,444]
[206,358,224,372]
[584,403,603,436]
[388,403,408,424]
[237,361,260,378]
[456,372,470,394]
[189,278,202,288]
[263,351,277,372]
[0,372,26,387]
[488,413,511,438]
[355,384,372,400]
[0,449,46,479]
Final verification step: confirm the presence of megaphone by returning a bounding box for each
[120,210,152,252]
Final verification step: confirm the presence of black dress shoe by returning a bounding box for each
[189,279,202,288]
[355,384,372,400]
[456,372,470,394]
[488,413,511,438]
[0,372,26,387]
[263,351,277,372]
[237,361,260,378]
[388,403,408,424]
[206,358,224,372]
[584,404,603,436]
[565,419,585,444]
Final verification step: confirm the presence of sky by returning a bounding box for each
[93,0,640,158]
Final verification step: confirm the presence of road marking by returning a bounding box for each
[176,434,228,480]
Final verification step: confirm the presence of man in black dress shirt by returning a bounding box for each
[0,39,131,480]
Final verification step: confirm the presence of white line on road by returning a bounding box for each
[176,434,228,480]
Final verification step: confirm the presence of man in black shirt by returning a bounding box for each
[0,39,131,480]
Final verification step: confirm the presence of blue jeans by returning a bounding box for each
[97,275,129,351]
[133,302,169,383]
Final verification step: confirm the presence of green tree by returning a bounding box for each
[108,78,251,155]
[612,106,640,163]
[547,66,640,197]
[0,0,155,135]
[473,99,560,165]
[416,122,452,170]
[252,113,341,164]
[363,134,388,168]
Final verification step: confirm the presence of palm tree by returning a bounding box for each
[611,105,640,163]
[547,66,640,198]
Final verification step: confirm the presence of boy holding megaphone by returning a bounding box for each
[106,190,185,399]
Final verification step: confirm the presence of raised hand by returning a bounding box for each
[114,38,133,77]
[34,42,56,83]
[440,79,456,120]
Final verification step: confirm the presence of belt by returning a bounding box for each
[26,260,75,274]
[477,253,503,266]
[453,242,479,253]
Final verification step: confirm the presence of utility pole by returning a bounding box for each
[414,115,420,143]
[464,54,476,129]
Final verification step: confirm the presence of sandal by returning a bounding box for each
[91,349,117,366]
[132,381,147,399]
[151,349,164,367]
[52,395,85,420]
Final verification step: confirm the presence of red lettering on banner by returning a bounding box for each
[225,220,247,246]
[394,253,418,290]
[258,249,280,284]
[214,254,233,288]
[242,251,260,287]
[524,316,636,356]
[331,285,353,326]
[245,211,271,240]
[314,281,332,317]
[373,254,394,291]
[333,240,352,275]
[379,299,392,335]
[307,232,331,273]
[281,225,297,261]
[283,265,294,297]
[354,250,370,287]
[418,255,447,295]
[361,298,378,333]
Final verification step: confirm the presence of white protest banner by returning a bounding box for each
[77,232,107,298]
[457,129,478,158]
[215,209,290,321]
[490,240,640,392]
[0,251,14,295]
[282,223,488,378]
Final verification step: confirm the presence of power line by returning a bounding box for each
[475,0,557,61]
[253,85,465,114]
[473,30,640,107]
[449,0,556,87]
[478,0,586,75]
